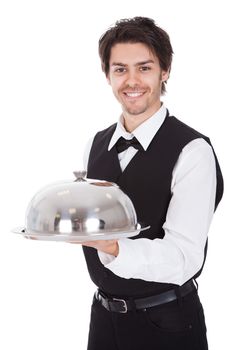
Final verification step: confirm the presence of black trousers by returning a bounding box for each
[87,289,208,350]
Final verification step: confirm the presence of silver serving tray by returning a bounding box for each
[12,223,150,242]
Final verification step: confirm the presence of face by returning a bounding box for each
[107,42,169,119]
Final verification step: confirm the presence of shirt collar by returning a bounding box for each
[108,104,168,151]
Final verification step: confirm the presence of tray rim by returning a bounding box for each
[11,224,150,241]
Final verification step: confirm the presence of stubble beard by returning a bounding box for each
[120,91,149,117]
[120,80,162,117]
[123,104,148,116]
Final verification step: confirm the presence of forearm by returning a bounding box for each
[98,233,203,286]
[82,239,119,256]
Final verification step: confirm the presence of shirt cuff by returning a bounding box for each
[99,238,143,278]
[97,250,116,265]
[97,238,132,270]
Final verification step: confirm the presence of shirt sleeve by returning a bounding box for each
[98,138,217,285]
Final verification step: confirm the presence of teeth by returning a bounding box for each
[125,92,143,97]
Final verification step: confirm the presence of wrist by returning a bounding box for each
[112,242,119,257]
[105,241,119,256]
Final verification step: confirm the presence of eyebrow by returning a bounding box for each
[111,60,155,67]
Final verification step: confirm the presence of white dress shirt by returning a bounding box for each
[83,104,217,286]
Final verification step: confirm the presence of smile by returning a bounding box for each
[123,92,145,98]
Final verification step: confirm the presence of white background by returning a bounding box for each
[0,0,232,349]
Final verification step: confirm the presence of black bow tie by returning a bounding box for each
[115,136,144,153]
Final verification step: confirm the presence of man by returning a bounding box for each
[80,17,223,350]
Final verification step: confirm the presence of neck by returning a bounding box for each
[123,102,162,132]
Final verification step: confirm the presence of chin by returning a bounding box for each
[125,107,148,116]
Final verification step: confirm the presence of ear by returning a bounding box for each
[106,74,111,85]
[161,70,170,82]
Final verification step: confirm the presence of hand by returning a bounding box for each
[69,239,119,257]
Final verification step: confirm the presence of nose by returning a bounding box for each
[125,69,141,87]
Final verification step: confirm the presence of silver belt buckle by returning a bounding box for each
[113,297,128,313]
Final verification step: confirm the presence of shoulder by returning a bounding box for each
[181,138,214,162]
[83,123,117,170]
[167,116,209,141]
[94,123,117,139]
[90,123,118,150]
[174,138,216,183]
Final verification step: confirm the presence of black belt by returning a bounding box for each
[95,280,196,313]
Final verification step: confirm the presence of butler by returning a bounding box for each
[79,17,223,350]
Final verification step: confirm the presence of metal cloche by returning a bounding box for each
[12,171,149,242]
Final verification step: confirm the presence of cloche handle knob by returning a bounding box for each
[73,170,87,182]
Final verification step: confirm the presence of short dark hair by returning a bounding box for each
[99,17,174,94]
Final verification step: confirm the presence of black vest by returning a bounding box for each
[83,113,223,298]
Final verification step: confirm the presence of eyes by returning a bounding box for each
[113,66,152,74]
